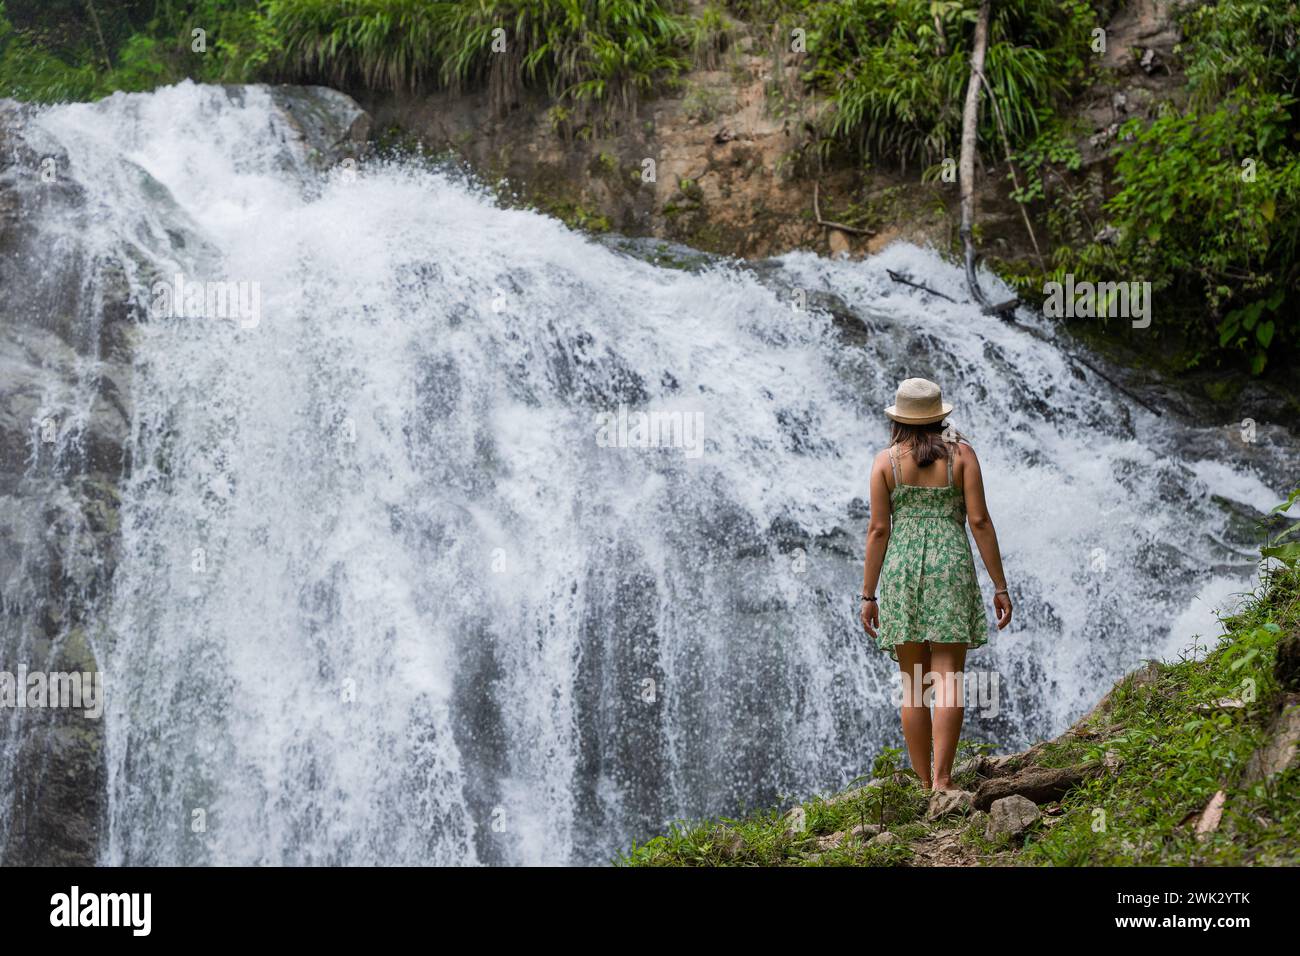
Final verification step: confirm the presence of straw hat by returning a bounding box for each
[884,378,953,425]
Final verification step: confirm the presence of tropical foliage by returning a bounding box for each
[264,0,689,113]
[0,0,689,113]
[799,0,1098,168]
[0,0,268,101]
[1046,0,1300,373]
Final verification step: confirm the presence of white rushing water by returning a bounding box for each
[4,82,1292,865]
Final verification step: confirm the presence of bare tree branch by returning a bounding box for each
[813,181,875,236]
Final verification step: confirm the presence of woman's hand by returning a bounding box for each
[993,591,1012,630]
[860,598,879,639]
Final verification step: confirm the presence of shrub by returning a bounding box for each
[1049,1,1300,373]
[0,0,271,102]
[802,0,1097,168]
[265,0,689,114]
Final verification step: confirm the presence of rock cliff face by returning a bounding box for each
[356,1,1190,264]
[0,97,126,865]
[361,31,860,259]
[0,85,368,865]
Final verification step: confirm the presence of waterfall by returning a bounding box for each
[0,82,1292,866]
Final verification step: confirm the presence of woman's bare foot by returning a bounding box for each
[933,777,952,791]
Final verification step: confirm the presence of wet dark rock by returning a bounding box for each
[265,85,371,171]
[0,85,377,866]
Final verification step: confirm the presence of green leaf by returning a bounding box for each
[1271,488,1300,514]
[1218,314,1241,346]
[1230,648,1261,670]
[1261,542,1300,566]
[1242,301,1262,330]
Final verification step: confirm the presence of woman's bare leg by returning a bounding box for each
[895,642,933,789]
[929,642,968,790]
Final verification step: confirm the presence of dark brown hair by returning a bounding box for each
[890,420,950,468]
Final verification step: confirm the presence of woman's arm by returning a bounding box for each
[859,452,892,638]
[960,443,1012,629]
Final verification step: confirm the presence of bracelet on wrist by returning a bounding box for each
[860,594,877,602]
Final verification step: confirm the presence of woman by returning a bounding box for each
[859,378,1012,791]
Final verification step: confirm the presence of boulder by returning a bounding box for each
[986,795,1041,839]
[1244,693,1300,783]
[926,788,974,821]
[265,85,371,171]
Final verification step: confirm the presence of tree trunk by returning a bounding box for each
[84,0,114,73]
[959,0,991,308]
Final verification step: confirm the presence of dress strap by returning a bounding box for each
[889,444,900,489]
[946,448,954,487]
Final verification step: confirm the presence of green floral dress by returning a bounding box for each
[875,443,989,662]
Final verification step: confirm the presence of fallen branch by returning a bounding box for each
[973,761,1103,812]
[886,269,956,302]
[813,181,875,236]
[997,312,1165,418]
[886,268,1018,316]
